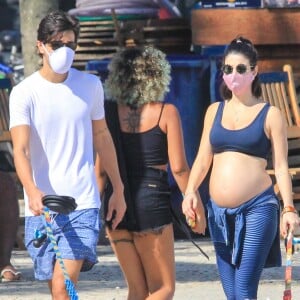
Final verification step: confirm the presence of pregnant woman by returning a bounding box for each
[182,36,300,300]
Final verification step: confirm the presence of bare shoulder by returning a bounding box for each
[266,105,284,124]
[161,103,180,120]
[266,104,282,117]
[162,102,179,114]
[207,101,220,113]
[204,101,220,121]
[265,104,285,129]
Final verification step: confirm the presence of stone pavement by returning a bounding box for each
[0,239,299,300]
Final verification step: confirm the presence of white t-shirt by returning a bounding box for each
[9,68,104,216]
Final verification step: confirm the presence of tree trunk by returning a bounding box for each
[19,0,59,77]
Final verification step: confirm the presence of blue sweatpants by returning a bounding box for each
[213,203,278,300]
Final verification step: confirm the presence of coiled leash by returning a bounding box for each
[283,231,300,300]
[34,195,78,300]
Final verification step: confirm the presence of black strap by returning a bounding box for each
[157,103,165,125]
[171,206,209,260]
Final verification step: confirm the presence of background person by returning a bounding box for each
[0,171,21,282]
[95,46,206,300]
[9,10,126,299]
[182,36,300,300]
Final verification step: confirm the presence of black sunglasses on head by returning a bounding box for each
[222,64,254,75]
[48,41,77,51]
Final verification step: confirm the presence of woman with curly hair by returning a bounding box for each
[95,46,206,299]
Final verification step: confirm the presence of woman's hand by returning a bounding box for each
[106,188,127,230]
[280,211,300,238]
[191,197,207,235]
[182,192,196,219]
[182,191,207,235]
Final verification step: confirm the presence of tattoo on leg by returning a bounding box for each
[111,238,134,244]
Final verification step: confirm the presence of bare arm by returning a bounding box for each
[166,104,190,193]
[181,103,217,230]
[184,103,216,195]
[10,125,44,215]
[267,107,300,236]
[94,154,108,198]
[93,119,126,229]
[166,104,206,234]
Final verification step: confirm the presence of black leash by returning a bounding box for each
[171,207,209,260]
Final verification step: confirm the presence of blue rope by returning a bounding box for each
[43,207,79,300]
[292,237,300,245]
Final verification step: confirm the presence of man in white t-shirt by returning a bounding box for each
[9,10,126,299]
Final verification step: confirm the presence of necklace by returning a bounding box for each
[232,104,246,123]
[230,98,261,123]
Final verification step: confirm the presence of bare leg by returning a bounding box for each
[134,224,175,300]
[107,228,148,300]
[48,259,83,300]
[0,171,20,280]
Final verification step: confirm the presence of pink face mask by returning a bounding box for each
[223,72,255,95]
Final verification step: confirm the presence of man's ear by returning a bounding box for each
[36,40,46,56]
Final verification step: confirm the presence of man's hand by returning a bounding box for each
[27,187,44,216]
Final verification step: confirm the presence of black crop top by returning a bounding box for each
[121,104,168,170]
[209,101,271,159]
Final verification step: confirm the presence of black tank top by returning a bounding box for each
[121,104,168,170]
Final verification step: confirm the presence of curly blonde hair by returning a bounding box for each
[104,46,171,108]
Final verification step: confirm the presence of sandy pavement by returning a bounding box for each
[0,239,299,300]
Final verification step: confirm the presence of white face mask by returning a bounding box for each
[42,44,75,74]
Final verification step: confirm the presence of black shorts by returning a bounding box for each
[104,167,172,232]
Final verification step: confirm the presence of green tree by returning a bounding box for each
[19,0,59,77]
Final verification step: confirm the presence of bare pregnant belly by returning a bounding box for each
[209,152,272,208]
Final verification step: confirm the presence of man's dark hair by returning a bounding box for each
[37,10,80,44]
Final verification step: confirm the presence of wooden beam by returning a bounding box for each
[191,8,300,46]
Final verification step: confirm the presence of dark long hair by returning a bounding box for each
[220,36,262,100]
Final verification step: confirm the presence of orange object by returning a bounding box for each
[282,206,298,216]
[186,217,196,228]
